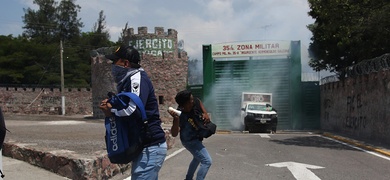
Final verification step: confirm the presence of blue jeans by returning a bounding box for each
[131,142,167,180]
[182,140,212,180]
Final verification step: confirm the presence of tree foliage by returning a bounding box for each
[118,22,130,43]
[1,0,116,87]
[57,0,83,42]
[307,0,390,78]
[23,0,83,44]
[22,0,58,44]
[0,35,59,85]
[89,10,112,48]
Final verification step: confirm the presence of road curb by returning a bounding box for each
[2,128,176,179]
[322,132,390,157]
[2,142,128,179]
[216,130,232,134]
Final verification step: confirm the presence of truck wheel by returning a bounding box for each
[271,123,277,131]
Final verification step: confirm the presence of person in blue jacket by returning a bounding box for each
[100,45,167,180]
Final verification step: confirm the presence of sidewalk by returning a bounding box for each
[322,132,390,157]
[2,155,70,180]
[1,114,177,180]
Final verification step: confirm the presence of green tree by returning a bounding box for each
[19,0,90,87]
[4,1,121,87]
[89,10,111,48]
[71,10,114,87]
[22,0,83,44]
[22,0,58,44]
[57,0,83,42]
[60,44,91,87]
[307,0,390,78]
[118,22,130,43]
[0,35,59,85]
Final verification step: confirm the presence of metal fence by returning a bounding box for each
[320,53,390,85]
[320,75,339,85]
[346,53,390,77]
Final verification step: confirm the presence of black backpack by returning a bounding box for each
[190,98,217,139]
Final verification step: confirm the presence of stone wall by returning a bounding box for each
[92,27,188,122]
[90,54,117,118]
[321,70,390,144]
[1,27,188,122]
[0,86,92,115]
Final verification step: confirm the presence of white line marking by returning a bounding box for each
[260,134,270,138]
[165,147,186,161]
[322,136,390,161]
[124,147,186,180]
[39,121,86,125]
[267,161,324,180]
[215,153,225,157]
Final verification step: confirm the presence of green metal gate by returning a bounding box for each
[210,59,292,130]
[301,81,320,129]
[202,41,303,131]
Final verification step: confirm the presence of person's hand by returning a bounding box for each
[167,109,179,119]
[202,113,210,124]
[99,99,113,117]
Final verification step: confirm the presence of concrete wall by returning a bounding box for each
[0,87,92,115]
[321,70,390,144]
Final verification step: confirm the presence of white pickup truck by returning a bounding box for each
[240,93,278,133]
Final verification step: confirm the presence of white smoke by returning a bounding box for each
[202,55,288,131]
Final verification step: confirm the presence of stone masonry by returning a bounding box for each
[321,69,390,144]
[91,27,188,122]
[1,27,188,124]
[0,86,92,115]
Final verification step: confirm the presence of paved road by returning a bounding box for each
[159,133,390,180]
[1,114,389,179]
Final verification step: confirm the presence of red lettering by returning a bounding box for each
[237,44,253,50]
[223,45,234,51]
[255,43,279,49]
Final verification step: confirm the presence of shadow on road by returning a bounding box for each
[269,136,358,151]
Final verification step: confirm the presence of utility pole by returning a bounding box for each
[60,40,65,115]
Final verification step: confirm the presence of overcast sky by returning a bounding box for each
[0,0,321,73]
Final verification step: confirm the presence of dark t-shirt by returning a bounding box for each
[179,98,203,142]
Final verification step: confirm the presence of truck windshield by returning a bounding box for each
[247,104,266,110]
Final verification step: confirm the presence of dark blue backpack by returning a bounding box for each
[105,92,149,164]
